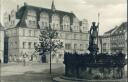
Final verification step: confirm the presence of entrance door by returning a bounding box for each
[41,55,46,63]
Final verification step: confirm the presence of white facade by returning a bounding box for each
[0,29,4,63]
[100,22,127,54]
[110,23,127,54]
[6,28,40,62]
[5,3,89,63]
[6,23,89,63]
[102,35,111,53]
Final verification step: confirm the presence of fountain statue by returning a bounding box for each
[88,22,99,55]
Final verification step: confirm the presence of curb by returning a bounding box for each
[53,76,127,82]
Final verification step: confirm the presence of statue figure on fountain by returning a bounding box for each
[88,22,99,55]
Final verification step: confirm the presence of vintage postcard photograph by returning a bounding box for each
[0,0,127,82]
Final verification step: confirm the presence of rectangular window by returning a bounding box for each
[23,29,25,36]
[53,23,55,29]
[34,30,37,36]
[14,29,17,35]
[74,44,77,49]
[15,41,17,48]
[42,22,44,26]
[74,34,77,39]
[10,42,13,48]
[67,25,69,28]
[103,43,106,47]
[80,34,82,40]
[65,43,71,50]
[64,25,66,28]
[29,30,32,36]
[59,54,63,59]
[103,49,106,52]
[33,21,36,25]
[45,22,47,27]
[23,42,26,48]
[80,44,83,51]
[28,42,32,49]
[34,42,37,47]
[57,24,59,28]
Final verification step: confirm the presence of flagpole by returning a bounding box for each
[97,13,100,52]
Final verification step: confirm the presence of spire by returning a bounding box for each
[51,0,56,12]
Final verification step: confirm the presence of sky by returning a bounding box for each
[1,0,127,35]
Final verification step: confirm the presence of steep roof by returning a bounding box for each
[104,22,127,36]
[112,22,127,35]
[16,5,75,19]
[104,27,117,34]
[117,22,127,31]
[16,4,76,27]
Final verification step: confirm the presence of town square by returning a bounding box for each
[0,0,127,82]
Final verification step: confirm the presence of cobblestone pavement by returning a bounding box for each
[0,63,65,82]
[0,63,127,82]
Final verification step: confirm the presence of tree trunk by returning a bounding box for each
[50,51,51,74]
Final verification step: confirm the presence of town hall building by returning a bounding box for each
[4,1,89,63]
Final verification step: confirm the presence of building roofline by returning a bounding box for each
[16,4,76,19]
[16,4,77,28]
[104,27,117,34]
[103,22,127,36]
